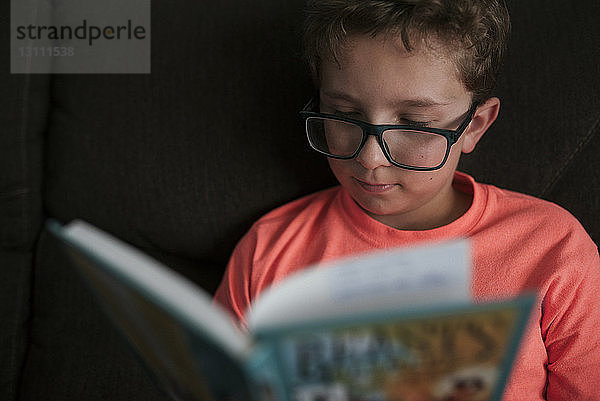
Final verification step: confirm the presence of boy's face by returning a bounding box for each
[319,35,485,230]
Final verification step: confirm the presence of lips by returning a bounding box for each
[354,178,397,193]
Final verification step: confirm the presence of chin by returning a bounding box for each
[351,192,407,218]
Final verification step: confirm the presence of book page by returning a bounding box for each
[248,239,471,332]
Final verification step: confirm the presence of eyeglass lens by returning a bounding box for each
[306,117,448,169]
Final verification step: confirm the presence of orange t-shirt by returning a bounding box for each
[214,172,600,400]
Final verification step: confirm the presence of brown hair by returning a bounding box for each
[303,0,511,103]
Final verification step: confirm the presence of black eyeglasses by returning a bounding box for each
[299,98,478,171]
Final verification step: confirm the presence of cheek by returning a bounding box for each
[441,140,464,170]
[327,159,353,181]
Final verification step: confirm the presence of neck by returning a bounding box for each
[366,186,473,231]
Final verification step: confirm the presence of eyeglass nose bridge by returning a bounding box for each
[354,125,394,162]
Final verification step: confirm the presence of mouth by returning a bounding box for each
[354,178,397,193]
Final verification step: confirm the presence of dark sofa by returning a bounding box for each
[2,1,599,400]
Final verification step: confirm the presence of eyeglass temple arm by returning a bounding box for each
[301,96,318,112]
[452,103,479,137]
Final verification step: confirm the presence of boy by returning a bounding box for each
[215,1,600,399]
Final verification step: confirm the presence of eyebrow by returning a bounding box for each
[321,90,452,109]
[398,98,453,108]
[321,91,360,103]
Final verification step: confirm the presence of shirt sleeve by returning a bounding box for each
[213,229,258,329]
[543,237,600,400]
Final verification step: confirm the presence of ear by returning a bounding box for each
[461,97,500,154]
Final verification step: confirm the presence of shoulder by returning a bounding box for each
[228,186,346,297]
[233,186,342,254]
[484,183,578,222]
[476,180,597,255]
[215,189,342,322]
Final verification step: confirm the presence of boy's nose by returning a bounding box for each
[355,135,392,170]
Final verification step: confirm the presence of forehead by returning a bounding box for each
[319,34,469,107]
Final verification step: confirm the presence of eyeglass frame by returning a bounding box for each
[299,97,479,171]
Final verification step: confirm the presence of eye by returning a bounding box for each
[320,102,361,119]
[402,119,433,128]
[333,110,361,118]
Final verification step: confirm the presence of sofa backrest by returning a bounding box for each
[460,1,600,239]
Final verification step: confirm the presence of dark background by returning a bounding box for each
[1,0,599,400]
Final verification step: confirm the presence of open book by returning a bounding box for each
[48,219,534,401]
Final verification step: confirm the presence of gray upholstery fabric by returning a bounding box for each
[16,1,331,400]
[19,231,167,400]
[460,1,600,238]
[42,0,330,270]
[1,0,598,400]
[0,2,49,398]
